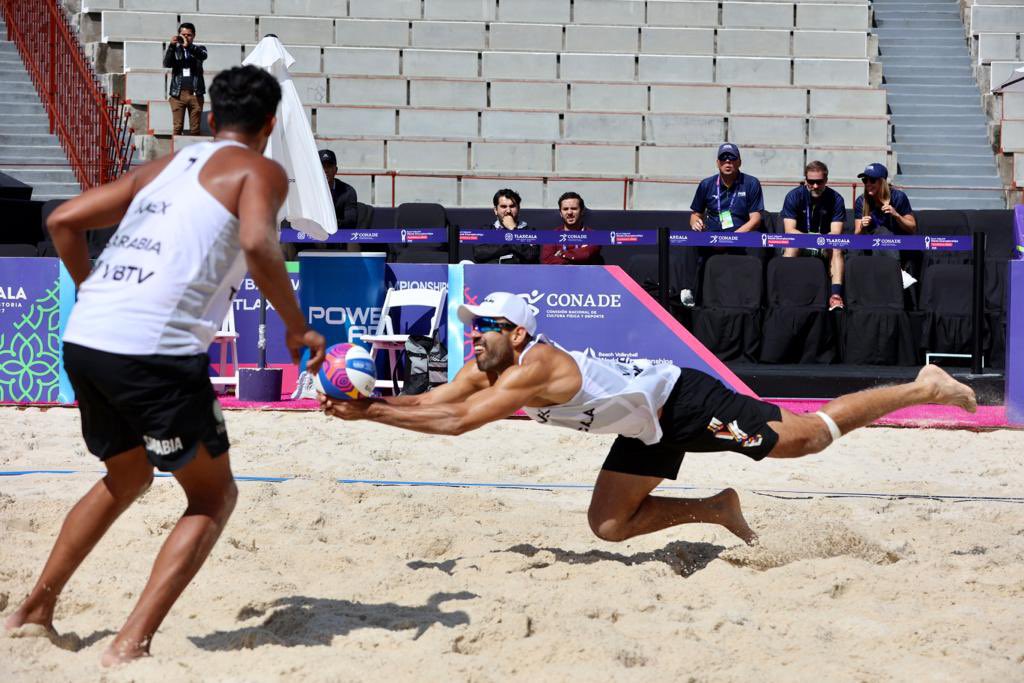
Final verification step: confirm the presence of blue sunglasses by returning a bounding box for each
[472,317,517,333]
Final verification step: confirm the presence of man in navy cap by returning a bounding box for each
[319,149,358,231]
[682,143,765,305]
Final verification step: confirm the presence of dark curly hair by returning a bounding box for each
[208,65,281,135]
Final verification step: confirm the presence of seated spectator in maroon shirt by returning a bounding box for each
[541,192,603,265]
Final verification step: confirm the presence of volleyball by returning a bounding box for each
[315,343,377,400]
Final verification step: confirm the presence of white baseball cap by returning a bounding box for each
[457,291,537,335]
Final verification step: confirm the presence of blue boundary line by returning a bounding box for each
[1,469,1022,503]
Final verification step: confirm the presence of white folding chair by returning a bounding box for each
[209,306,239,393]
[359,287,445,394]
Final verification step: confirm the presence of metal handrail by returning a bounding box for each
[1,0,134,190]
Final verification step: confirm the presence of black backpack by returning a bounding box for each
[400,334,448,395]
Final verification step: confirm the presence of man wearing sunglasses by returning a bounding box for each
[780,161,848,310]
[682,143,765,307]
[321,291,976,547]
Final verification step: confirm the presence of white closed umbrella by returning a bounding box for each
[243,36,335,240]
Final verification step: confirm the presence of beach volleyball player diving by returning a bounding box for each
[4,65,325,665]
[322,291,977,546]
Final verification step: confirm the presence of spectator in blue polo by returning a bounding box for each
[854,163,916,238]
[689,143,764,233]
[680,143,764,306]
[781,160,848,310]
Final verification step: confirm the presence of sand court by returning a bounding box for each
[2,406,1023,681]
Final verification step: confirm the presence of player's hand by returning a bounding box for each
[500,213,517,229]
[171,35,180,44]
[692,216,705,232]
[861,214,872,227]
[880,202,895,216]
[319,394,372,420]
[285,328,325,371]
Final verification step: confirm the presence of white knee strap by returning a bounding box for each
[815,411,843,442]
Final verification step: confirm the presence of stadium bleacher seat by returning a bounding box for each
[91,1,890,210]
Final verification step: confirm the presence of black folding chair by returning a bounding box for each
[842,256,917,365]
[693,255,763,362]
[760,257,836,364]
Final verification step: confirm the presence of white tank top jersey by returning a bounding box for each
[519,336,682,445]
[63,140,249,356]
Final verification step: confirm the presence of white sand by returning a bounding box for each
[2,406,1023,681]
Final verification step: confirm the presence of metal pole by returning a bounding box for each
[448,224,459,264]
[257,295,268,370]
[658,226,670,309]
[971,231,986,374]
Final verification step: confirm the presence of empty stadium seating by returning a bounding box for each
[74,0,893,209]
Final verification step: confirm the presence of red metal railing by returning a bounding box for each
[1,0,134,189]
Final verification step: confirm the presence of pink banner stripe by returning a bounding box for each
[604,265,757,397]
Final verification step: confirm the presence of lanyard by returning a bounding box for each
[806,187,814,233]
[716,175,738,216]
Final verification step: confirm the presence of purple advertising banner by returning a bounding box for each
[457,230,658,246]
[0,258,67,403]
[281,228,446,244]
[284,227,973,252]
[457,264,754,396]
[667,231,972,251]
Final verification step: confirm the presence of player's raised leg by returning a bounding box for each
[588,470,757,546]
[101,445,237,666]
[5,448,153,638]
[768,364,977,459]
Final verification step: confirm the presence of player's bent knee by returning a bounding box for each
[218,481,239,521]
[106,469,154,503]
[588,514,630,543]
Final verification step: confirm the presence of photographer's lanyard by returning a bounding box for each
[716,175,738,229]
[806,187,814,233]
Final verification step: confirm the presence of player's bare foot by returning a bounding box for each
[101,637,150,667]
[5,604,55,637]
[917,364,977,413]
[712,488,758,546]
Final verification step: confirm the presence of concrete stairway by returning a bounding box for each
[874,0,1006,210]
[0,18,81,201]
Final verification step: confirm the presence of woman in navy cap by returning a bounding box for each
[854,163,916,236]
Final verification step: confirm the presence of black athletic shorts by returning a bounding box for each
[63,342,230,472]
[601,368,782,480]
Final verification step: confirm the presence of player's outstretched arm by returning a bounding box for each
[238,160,325,372]
[379,360,491,407]
[323,362,548,436]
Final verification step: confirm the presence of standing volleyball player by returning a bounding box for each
[4,65,325,666]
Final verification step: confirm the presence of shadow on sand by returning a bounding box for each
[189,592,476,650]
[500,540,726,577]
